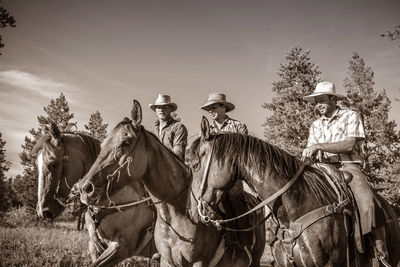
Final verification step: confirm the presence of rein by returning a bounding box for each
[197,137,307,226]
[95,127,152,210]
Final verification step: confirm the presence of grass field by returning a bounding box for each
[0,208,273,266]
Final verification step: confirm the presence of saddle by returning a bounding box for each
[313,163,365,253]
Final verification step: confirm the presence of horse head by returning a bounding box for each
[77,100,148,206]
[35,122,92,219]
[186,117,237,223]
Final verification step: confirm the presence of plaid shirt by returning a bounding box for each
[306,107,365,164]
[210,115,248,135]
[153,117,188,161]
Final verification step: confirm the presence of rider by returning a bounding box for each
[200,92,248,199]
[200,92,248,135]
[302,81,389,260]
[149,94,188,161]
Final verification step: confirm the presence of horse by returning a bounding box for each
[191,116,400,267]
[34,122,157,267]
[77,100,266,267]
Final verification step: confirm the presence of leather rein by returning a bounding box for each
[93,125,152,211]
[197,137,307,227]
[196,137,351,238]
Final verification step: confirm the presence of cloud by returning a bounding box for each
[0,70,83,102]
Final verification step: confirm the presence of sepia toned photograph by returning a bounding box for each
[0,0,399,266]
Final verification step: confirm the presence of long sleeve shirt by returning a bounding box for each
[153,117,188,161]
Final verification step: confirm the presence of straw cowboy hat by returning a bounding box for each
[149,94,178,112]
[200,93,235,112]
[303,81,346,103]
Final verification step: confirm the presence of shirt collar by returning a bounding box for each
[321,106,341,122]
[154,116,176,128]
[213,115,231,129]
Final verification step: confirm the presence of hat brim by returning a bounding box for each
[149,103,177,112]
[200,101,235,112]
[303,93,346,103]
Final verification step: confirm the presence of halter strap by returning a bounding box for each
[54,137,70,207]
[197,137,306,225]
[211,162,306,224]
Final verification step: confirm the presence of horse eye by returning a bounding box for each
[47,163,56,171]
[192,162,200,171]
[121,140,131,147]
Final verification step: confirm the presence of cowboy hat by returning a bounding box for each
[303,81,346,103]
[149,94,178,112]
[200,93,235,112]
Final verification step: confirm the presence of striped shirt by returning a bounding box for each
[210,115,248,135]
[306,107,365,164]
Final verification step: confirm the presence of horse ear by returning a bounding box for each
[50,122,61,141]
[131,99,142,126]
[200,116,210,141]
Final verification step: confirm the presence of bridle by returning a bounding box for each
[92,124,152,211]
[196,136,307,228]
[196,137,356,264]
[53,137,72,207]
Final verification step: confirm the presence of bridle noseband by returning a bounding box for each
[92,125,152,211]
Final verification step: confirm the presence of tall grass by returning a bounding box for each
[0,208,156,267]
[0,207,273,266]
[0,225,90,266]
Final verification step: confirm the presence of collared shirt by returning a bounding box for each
[210,115,248,135]
[153,117,188,161]
[306,107,365,164]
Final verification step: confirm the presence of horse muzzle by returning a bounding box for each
[79,181,101,205]
[198,199,221,224]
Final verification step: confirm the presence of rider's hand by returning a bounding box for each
[301,145,319,161]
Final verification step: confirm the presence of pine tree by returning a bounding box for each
[380,24,400,47]
[262,45,321,156]
[0,2,16,54]
[17,128,42,215]
[343,52,400,207]
[37,92,76,132]
[84,111,108,141]
[0,131,11,211]
[18,93,76,216]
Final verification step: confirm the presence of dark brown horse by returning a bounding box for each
[34,122,157,267]
[192,117,400,267]
[78,100,266,267]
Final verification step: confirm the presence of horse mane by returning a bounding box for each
[188,134,337,206]
[32,131,101,160]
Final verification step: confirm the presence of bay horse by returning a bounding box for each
[78,100,266,267]
[34,122,157,266]
[192,117,400,267]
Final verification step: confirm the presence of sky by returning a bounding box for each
[1,0,400,177]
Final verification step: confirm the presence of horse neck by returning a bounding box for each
[143,130,191,211]
[63,134,100,185]
[229,147,322,223]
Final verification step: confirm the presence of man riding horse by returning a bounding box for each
[149,94,188,161]
[302,81,391,263]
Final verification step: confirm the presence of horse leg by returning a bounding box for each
[86,213,105,263]
[89,241,128,267]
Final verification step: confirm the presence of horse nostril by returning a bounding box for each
[83,182,94,195]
